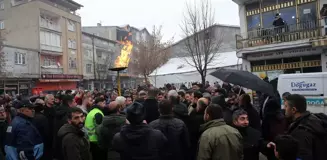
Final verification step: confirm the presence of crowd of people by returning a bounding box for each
[0,81,326,160]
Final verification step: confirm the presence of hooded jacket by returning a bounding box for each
[58,123,91,160]
[197,119,243,160]
[112,124,167,160]
[287,111,327,160]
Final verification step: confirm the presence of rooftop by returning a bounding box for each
[151,51,241,76]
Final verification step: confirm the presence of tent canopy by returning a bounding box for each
[150,51,241,76]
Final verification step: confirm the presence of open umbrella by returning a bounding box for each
[210,68,274,96]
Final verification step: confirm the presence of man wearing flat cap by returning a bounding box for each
[112,102,167,160]
[5,100,44,160]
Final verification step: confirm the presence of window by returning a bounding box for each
[247,14,261,31]
[14,52,26,65]
[0,21,4,29]
[245,2,259,11]
[262,11,278,28]
[68,57,77,69]
[68,39,76,49]
[279,7,296,25]
[0,1,4,10]
[86,64,92,73]
[68,20,75,31]
[298,2,317,23]
[71,50,76,54]
[40,31,61,47]
[43,56,57,66]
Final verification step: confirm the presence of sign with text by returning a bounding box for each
[41,74,83,79]
[247,48,322,61]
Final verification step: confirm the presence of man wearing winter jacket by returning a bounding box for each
[97,101,126,160]
[197,104,243,160]
[5,100,44,160]
[112,102,167,160]
[149,99,190,160]
[284,94,327,160]
[0,104,8,159]
[58,107,91,160]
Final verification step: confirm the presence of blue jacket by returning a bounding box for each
[5,113,44,160]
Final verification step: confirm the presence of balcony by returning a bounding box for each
[232,0,259,5]
[236,21,322,49]
[41,66,63,74]
[39,14,61,32]
[41,44,62,53]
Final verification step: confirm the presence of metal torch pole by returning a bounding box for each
[117,71,121,96]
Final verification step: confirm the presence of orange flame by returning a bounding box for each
[114,29,133,68]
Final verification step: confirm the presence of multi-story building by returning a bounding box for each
[82,24,151,88]
[170,24,240,58]
[0,0,83,94]
[82,32,118,90]
[233,0,327,80]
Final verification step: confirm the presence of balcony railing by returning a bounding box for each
[41,44,62,53]
[41,66,63,74]
[236,20,322,49]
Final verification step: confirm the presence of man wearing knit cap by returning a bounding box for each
[112,102,167,160]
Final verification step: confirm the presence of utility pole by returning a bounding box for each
[92,34,96,81]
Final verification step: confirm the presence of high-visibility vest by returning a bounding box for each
[85,108,104,142]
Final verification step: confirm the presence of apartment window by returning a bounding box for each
[247,14,260,31]
[40,31,61,47]
[279,7,296,25]
[0,21,4,29]
[262,11,278,28]
[68,39,76,49]
[14,52,26,65]
[86,64,92,73]
[298,2,317,23]
[40,15,59,31]
[68,20,75,31]
[69,57,77,69]
[0,1,4,10]
[43,56,57,66]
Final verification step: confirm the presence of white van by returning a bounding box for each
[277,72,327,114]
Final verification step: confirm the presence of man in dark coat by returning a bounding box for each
[284,94,327,160]
[32,99,50,160]
[97,101,126,160]
[150,99,190,160]
[58,107,91,160]
[143,87,160,123]
[0,104,8,159]
[232,109,264,160]
[112,102,167,160]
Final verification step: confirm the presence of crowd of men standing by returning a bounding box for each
[0,82,326,160]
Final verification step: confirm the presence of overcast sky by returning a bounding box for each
[75,0,240,41]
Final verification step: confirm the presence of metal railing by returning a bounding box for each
[236,20,322,49]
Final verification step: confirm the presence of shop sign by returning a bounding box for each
[247,48,321,61]
[19,84,29,89]
[41,74,83,79]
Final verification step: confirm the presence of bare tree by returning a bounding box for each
[132,26,173,82]
[0,31,6,74]
[181,0,224,86]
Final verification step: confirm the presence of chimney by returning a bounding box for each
[97,23,102,27]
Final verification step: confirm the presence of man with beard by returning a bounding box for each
[197,104,243,160]
[85,97,105,160]
[232,109,263,160]
[282,94,327,160]
[97,101,126,160]
[58,107,91,160]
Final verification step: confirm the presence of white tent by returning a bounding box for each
[148,51,242,88]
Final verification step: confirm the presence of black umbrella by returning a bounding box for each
[210,68,274,96]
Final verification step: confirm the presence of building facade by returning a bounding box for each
[82,24,151,89]
[170,24,241,58]
[0,0,83,94]
[233,0,327,80]
[82,32,118,90]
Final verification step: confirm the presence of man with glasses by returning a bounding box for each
[5,99,44,160]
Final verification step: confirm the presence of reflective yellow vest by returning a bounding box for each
[85,108,104,142]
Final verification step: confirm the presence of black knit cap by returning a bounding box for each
[126,102,145,124]
[15,100,33,109]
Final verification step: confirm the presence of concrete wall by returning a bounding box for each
[171,25,240,58]
[82,26,117,41]
[3,46,39,78]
